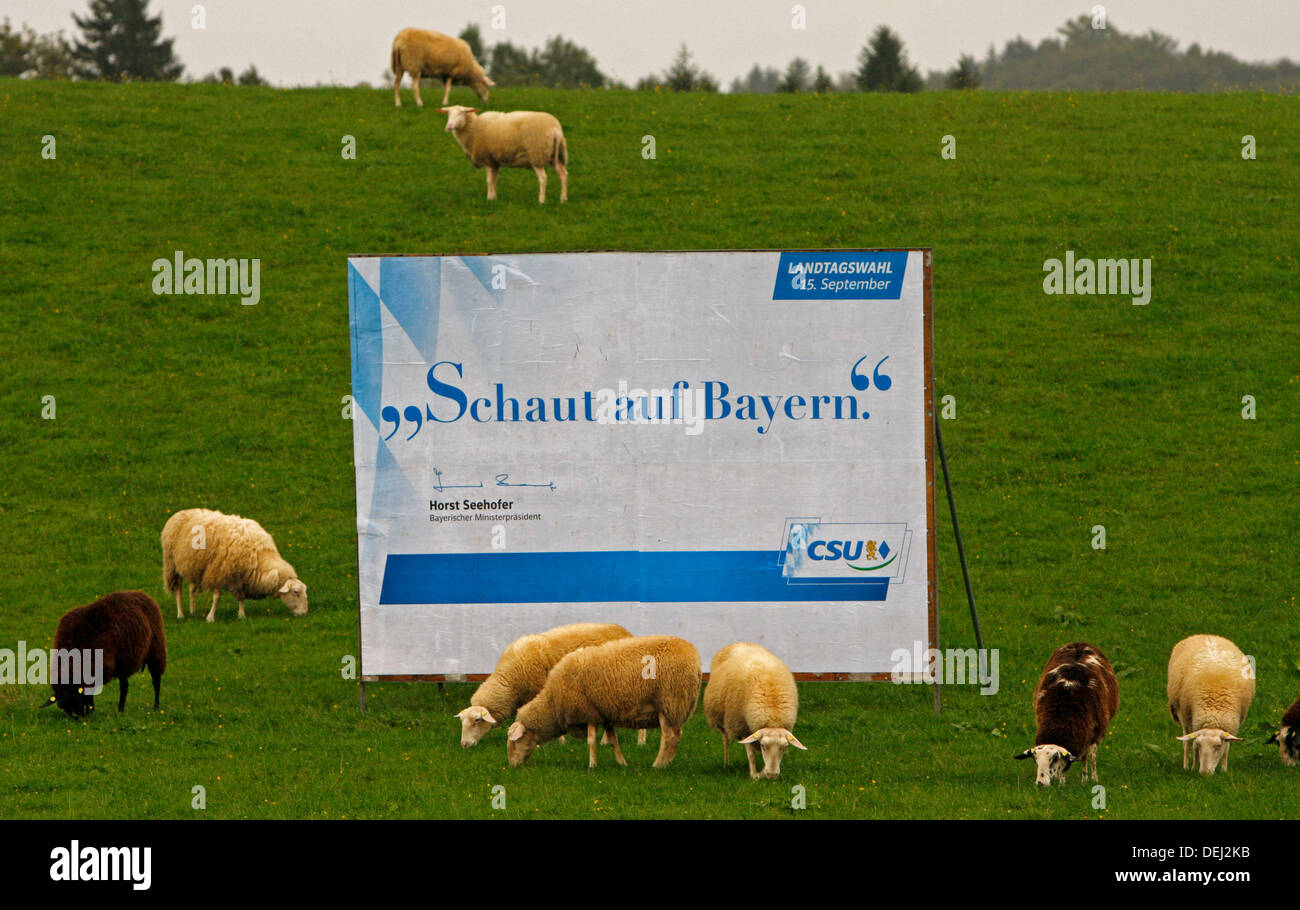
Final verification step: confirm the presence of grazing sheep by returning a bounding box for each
[703,642,807,780]
[161,508,308,622]
[391,28,493,108]
[438,105,568,204]
[455,622,635,746]
[1168,634,1254,774]
[43,591,166,717]
[1014,642,1119,786]
[507,635,700,769]
[1266,694,1300,767]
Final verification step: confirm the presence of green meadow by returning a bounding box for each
[0,82,1295,818]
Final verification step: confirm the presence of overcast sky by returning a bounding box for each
[8,0,1299,87]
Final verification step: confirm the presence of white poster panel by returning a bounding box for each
[347,250,934,678]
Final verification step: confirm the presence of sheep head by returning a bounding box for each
[438,105,479,133]
[506,720,541,767]
[455,706,498,747]
[1266,726,1299,767]
[1178,729,1241,774]
[739,727,807,780]
[46,686,94,718]
[1014,744,1076,786]
[278,579,308,616]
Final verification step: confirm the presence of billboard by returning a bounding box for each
[348,250,934,679]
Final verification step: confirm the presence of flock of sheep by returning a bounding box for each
[1017,634,1300,786]
[39,502,1300,786]
[391,27,570,204]
[455,623,805,778]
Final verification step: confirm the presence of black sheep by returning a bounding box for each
[44,591,167,717]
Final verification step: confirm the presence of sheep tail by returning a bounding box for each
[554,132,567,168]
[391,44,402,81]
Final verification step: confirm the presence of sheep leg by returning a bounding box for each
[175,587,184,620]
[606,725,627,766]
[1222,743,1229,772]
[149,662,162,710]
[441,77,452,106]
[651,714,682,768]
[393,71,403,107]
[1087,744,1099,781]
[117,676,128,713]
[722,735,730,767]
[205,590,219,623]
[411,76,423,108]
[744,742,760,779]
[587,723,599,769]
[486,166,498,201]
[637,729,647,747]
[1182,736,1190,770]
[237,596,246,620]
[555,160,568,203]
[533,166,547,204]
[188,584,196,615]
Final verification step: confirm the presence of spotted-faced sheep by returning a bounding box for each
[508,635,700,769]
[455,622,635,746]
[1014,642,1119,786]
[391,28,493,108]
[1267,694,1300,767]
[438,105,568,203]
[43,591,166,717]
[703,642,807,780]
[161,508,307,622]
[1168,634,1254,774]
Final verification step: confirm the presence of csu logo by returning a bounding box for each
[806,538,895,571]
[783,520,913,583]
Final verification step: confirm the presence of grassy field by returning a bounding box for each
[0,81,1295,819]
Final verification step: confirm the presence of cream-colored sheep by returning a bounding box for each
[391,28,493,108]
[438,105,568,203]
[455,622,634,746]
[508,635,700,769]
[161,508,308,622]
[703,642,807,780]
[1167,634,1255,774]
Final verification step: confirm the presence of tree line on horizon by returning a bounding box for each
[3,1,1298,95]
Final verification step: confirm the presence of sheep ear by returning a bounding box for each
[1063,752,1078,763]
[467,108,479,113]
[481,710,496,725]
[738,732,760,744]
[485,77,496,86]
[40,696,56,709]
[787,733,808,751]
[1266,732,1279,744]
[1224,733,1242,742]
[436,107,450,113]
[1013,749,1034,760]
[507,722,525,742]
[1176,733,1195,742]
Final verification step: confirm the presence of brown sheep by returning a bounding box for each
[44,591,166,717]
[1014,642,1119,785]
[391,28,493,108]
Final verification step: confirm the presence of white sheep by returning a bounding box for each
[391,28,493,108]
[455,622,635,746]
[438,105,568,204]
[161,508,307,622]
[1167,634,1255,774]
[507,635,700,769]
[703,642,807,780]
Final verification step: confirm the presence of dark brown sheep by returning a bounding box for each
[1014,642,1119,785]
[45,591,166,717]
[1267,694,1300,767]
